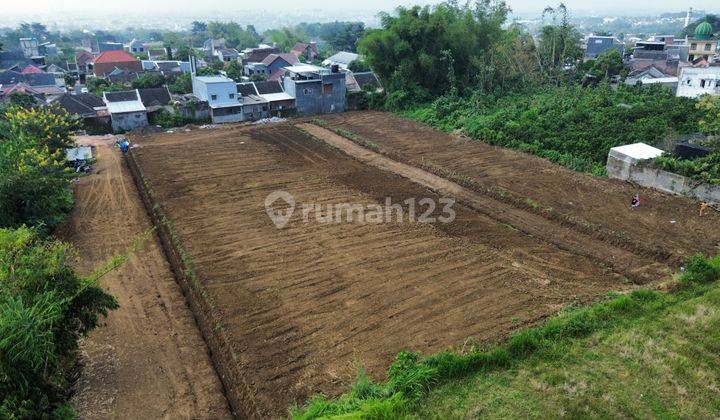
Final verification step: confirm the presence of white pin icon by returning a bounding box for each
[265,191,296,229]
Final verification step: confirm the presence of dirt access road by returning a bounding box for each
[59,135,231,419]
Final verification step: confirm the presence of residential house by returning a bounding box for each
[192,75,244,123]
[91,50,142,77]
[126,39,146,54]
[103,90,148,132]
[138,86,172,117]
[147,48,167,61]
[204,38,226,57]
[0,69,63,99]
[51,93,110,132]
[0,50,37,71]
[264,53,300,80]
[0,83,62,104]
[687,21,718,62]
[282,64,346,115]
[290,42,318,63]
[19,38,40,58]
[676,66,720,98]
[142,60,190,76]
[625,66,678,90]
[39,42,59,57]
[346,71,383,93]
[243,62,269,77]
[238,80,295,116]
[99,42,124,52]
[585,36,625,59]
[215,48,239,63]
[75,50,95,77]
[106,68,141,85]
[322,51,360,70]
[241,45,280,65]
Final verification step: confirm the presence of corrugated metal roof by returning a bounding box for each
[106,100,146,114]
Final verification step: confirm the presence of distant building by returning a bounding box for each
[322,51,360,70]
[241,45,280,65]
[282,64,346,115]
[99,42,124,52]
[126,39,146,54]
[676,66,720,98]
[19,38,40,58]
[103,90,148,132]
[345,71,383,93]
[92,50,142,77]
[203,38,226,57]
[687,21,718,62]
[39,43,59,57]
[585,36,625,59]
[147,48,167,61]
[290,42,318,63]
[625,66,678,90]
[215,48,239,63]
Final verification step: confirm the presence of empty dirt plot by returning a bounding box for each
[130,123,653,417]
[316,111,720,263]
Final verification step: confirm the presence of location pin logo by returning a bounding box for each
[265,191,296,229]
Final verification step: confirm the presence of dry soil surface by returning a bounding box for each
[59,135,231,419]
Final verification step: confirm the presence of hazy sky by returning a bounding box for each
[7,0,708,15]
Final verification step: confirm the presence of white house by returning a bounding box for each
[192,75,244,123]
[103,90,148,132]
[322,51,360,70]
[676,66,720,98]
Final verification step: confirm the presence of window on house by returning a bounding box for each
[211,94,217,101]
[229,93,235,99]
[303,88,311,95]
[691,43,697,50]
[323,84,333,94]
[701,79,706,88]
[705,43,712,51]
[262,106,267,111]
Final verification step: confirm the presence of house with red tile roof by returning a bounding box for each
[21,64,44,74]
[92,50,142,77]
[290,42,318,63]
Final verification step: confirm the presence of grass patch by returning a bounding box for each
[291,253,720,419]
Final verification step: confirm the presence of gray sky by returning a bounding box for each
[6,0,710,16]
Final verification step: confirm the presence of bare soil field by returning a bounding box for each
[130,122,657,416]
[58,136,231,419]
[316,111,720,262]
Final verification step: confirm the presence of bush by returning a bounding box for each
[680,253,720,284]
[0,227,118,417]
[0,106,76,234]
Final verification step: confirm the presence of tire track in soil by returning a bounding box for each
[298,123,669,284]
[58,135,232,419]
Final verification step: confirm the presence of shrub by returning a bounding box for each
[680,253,720,284]
[0,227,118,417]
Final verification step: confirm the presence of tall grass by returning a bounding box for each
[291,253,720,419]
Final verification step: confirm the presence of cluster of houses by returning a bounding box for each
[585,20,720,99]
[0,32,382,133]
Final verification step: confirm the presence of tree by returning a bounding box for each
[325,22,365,52]
[588,49,625,79]
[536,3,583,84]
[358,1,509,103]
[169,73,192,94]
[132,73,166,89]
[7,92,38,109]
[697,95,720,138]
[348,59,371,72]
[225,60,243,81]
[191,21,208,34]
[0,226,118,417]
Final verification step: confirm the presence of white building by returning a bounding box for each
[676,66,720,98]
[322,51,360,70]
[192,75,244,123]
[103,90,148,132]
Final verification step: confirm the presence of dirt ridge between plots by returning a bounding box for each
[125,149,259,419]
[298,123,668,284]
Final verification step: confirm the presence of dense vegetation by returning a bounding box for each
[0,105,119,417]
[0,106,76,233]
[292,252,720,418]
[402,84,700,174]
